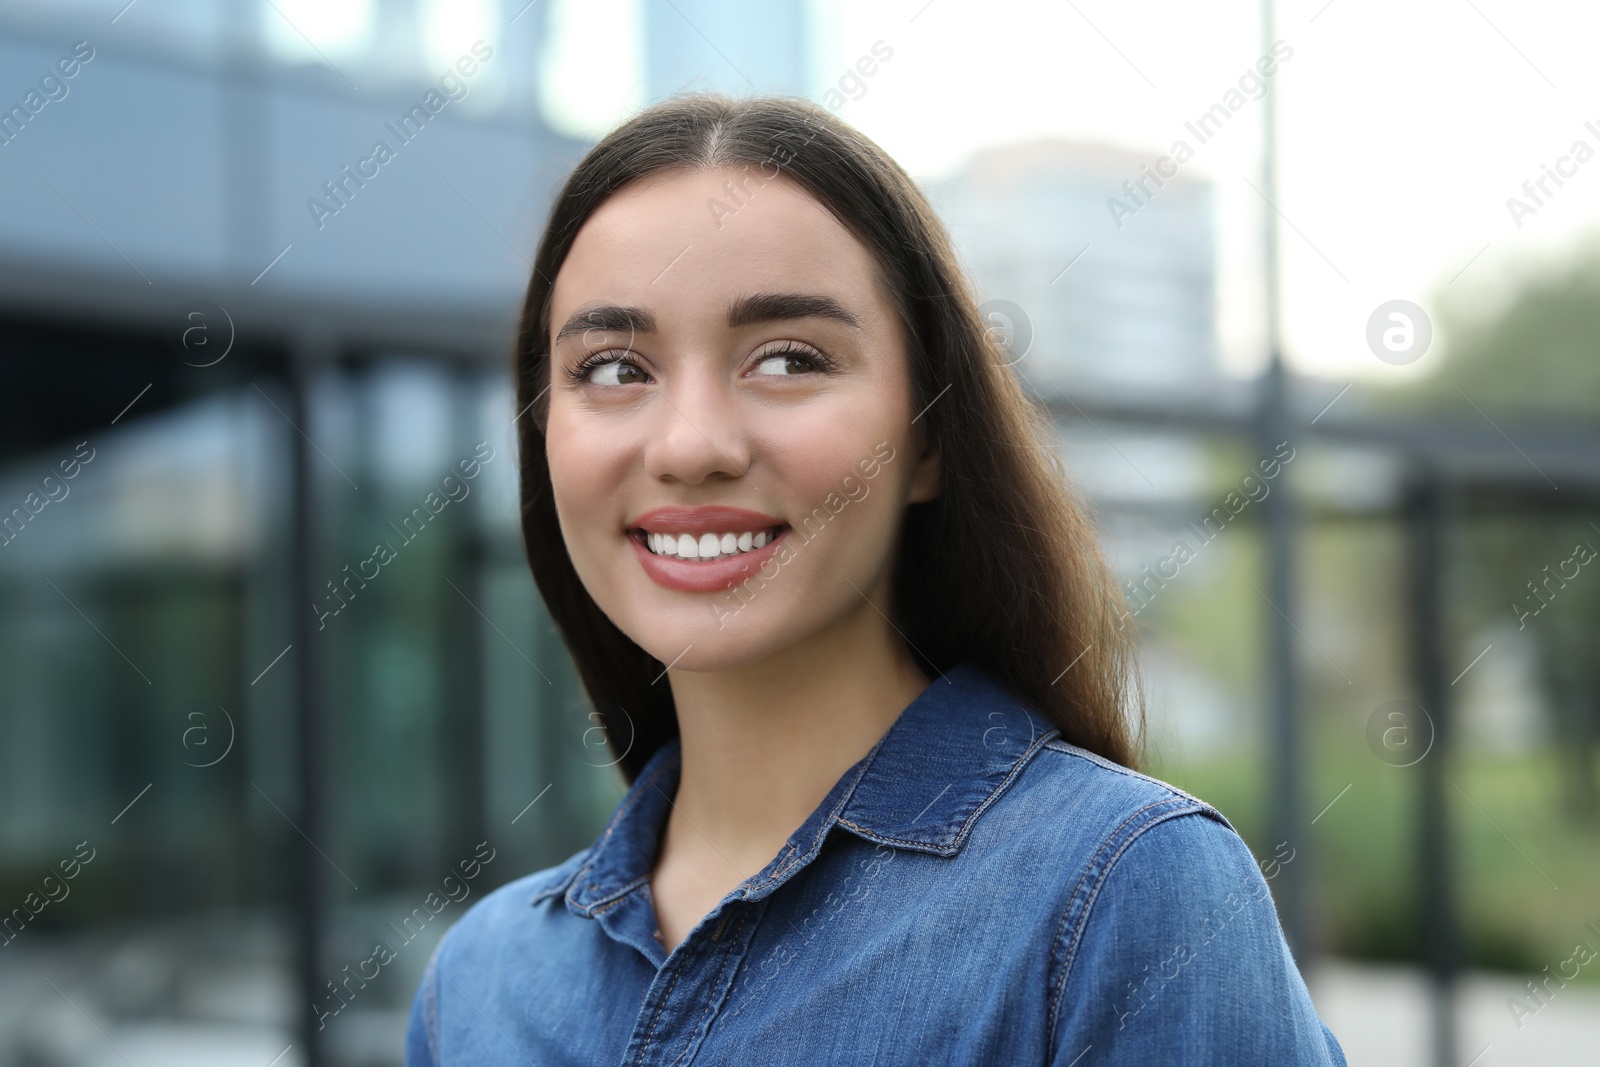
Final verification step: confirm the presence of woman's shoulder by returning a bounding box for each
[1014,736,1274,923]
[1009,742,1342,1063]
[406,845,598,1066]
[999,736,1288,961]
[1009,733,1242,856]
[940,664,1239,860]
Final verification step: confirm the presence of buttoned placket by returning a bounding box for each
[553,665,1060,1066]
[610,888,772,1066]
[566,746,874,1067]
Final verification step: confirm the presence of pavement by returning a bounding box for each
[1311,961,1600,1067]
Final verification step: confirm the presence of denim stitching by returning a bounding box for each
[529,850,593,906]
[579,872,656,914]
[751,743,880,890]
[567,754,679,914]
[1042,739,1232,830]
[946,725,1060,847]
[665,907,751,1067]
[1043,797,1207,1047]
[637,948,692,1061]
[1043,797,1194,1036]
[833,726,1060,851]
[754,686,1057,883]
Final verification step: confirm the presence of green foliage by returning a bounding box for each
[1154,743,1600,979]
[1385,242,1600,824]
[1401,240,1600,419]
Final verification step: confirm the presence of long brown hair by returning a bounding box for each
[514,93,1142,782]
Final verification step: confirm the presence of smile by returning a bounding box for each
[642,527,783,561]
[626,506,791,593]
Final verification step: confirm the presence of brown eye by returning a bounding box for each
[582,357,649,385]
[751,346,825,376]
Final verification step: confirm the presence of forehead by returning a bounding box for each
[550,167,888,327]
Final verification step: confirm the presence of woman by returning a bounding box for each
[405,93,1346,1065]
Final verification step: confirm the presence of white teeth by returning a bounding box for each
[645,528,779,560]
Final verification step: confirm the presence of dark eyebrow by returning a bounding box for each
[553,305,657,345]
[726,292,861,330]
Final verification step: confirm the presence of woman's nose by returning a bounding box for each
[641,370,752,486]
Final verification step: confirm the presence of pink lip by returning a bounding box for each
[629,505,783,535]
[626,506,788,593]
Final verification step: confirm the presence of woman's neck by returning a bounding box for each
[658,596,931,887]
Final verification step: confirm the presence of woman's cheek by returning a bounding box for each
[547,420,615,536]
[775,445,901,579]
[547,445,611,587]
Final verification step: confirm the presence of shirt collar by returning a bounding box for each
[552,662,1059,916]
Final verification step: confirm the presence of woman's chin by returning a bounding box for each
[626,612,801,678]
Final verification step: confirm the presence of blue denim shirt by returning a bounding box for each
[405,663,1347,1065]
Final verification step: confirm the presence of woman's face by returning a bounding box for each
[544,166,940,673]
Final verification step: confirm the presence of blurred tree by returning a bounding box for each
[1431,246,1600,417]
[1390,241,1600,821]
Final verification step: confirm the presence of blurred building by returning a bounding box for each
[0,2,826,1065]
[929,139,1223,404]
[0,3,593,1066]
[0,0,581,318]
[644,0,810,99]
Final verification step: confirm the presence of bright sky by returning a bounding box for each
[541,0,1600,383]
